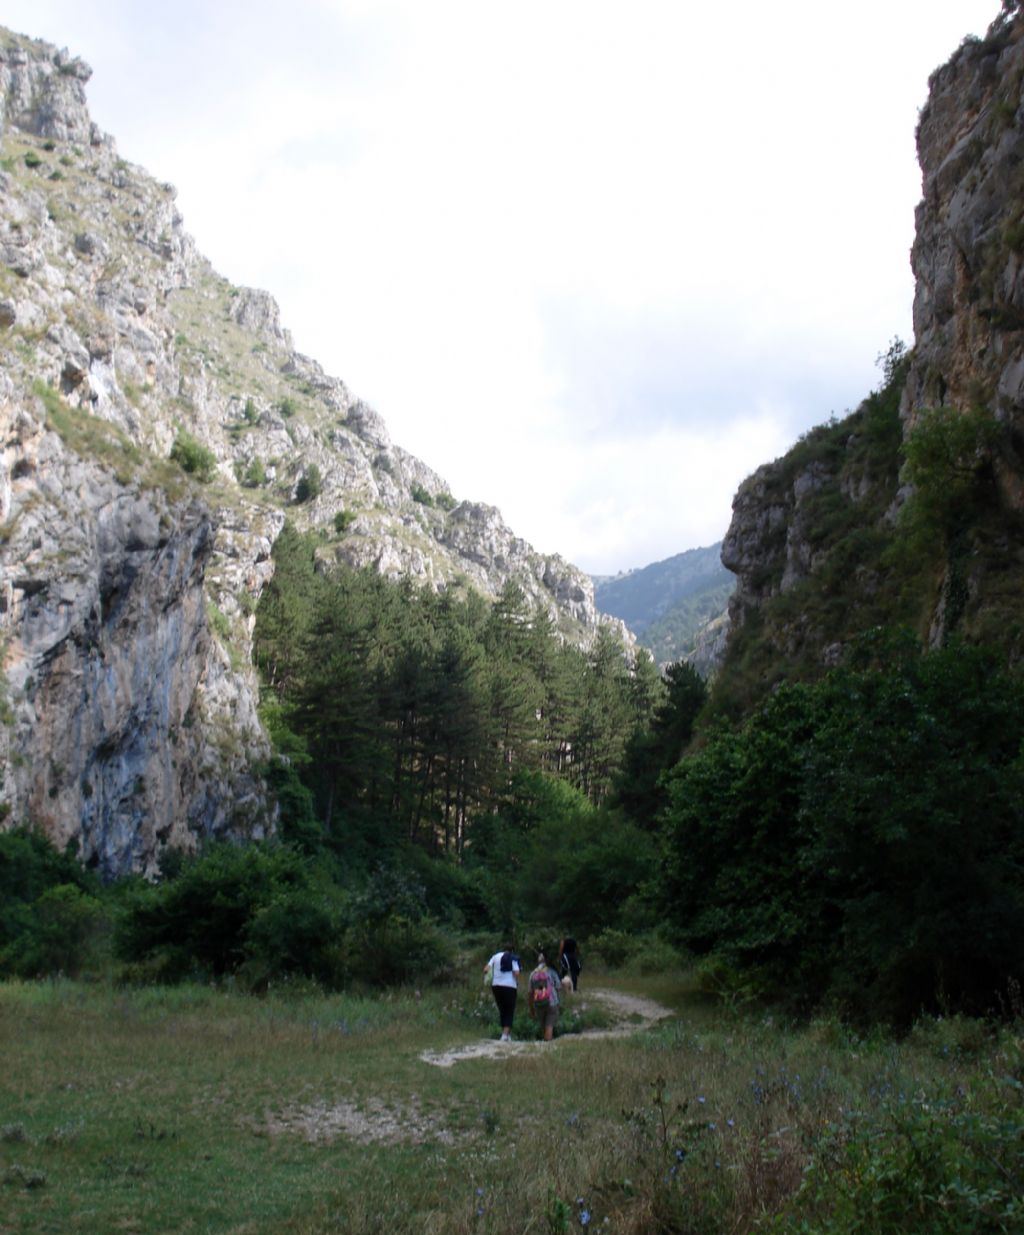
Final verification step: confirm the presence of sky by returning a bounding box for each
[2,1,1005,574]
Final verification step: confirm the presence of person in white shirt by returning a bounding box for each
[484,945,520,1041]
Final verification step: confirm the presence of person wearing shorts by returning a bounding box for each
[527,950,561,1041]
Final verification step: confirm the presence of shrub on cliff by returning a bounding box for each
[295,463,321,503]
[169,429,217,482]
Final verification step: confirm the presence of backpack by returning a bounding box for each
[532,968,553,1007]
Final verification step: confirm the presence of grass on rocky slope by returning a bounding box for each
[2,965,1021,1235]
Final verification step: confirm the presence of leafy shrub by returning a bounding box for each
[242,458,266,487]
[342,864,453,986]
[410,483,433,506]
[589,927,634,967]
[169,430,217,482]
[115,842,346,989]
[662,637,1024,1025]
[242,398,258,424]
[434,491,457,511]
[333,509,356,534]
[587,928,683,975]
[344,914,453,987]
[295,464,321,503]
[775,1086,1024,1235]
[0,829,106,978]
[11,884,106,978]
[278,397,297,417]
[902,405,1000,539]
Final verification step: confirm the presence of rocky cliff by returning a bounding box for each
[0,28,617,876]
[715,3,1024,716]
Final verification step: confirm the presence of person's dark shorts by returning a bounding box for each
[535,1004,559,1032]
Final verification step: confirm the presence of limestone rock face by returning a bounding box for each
[0,27,617,874]
[718,5,1024,689]
[904,6,1024,471]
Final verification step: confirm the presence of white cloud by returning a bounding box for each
[3,0,1003,572]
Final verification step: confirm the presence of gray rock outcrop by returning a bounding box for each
[0,26,617,875]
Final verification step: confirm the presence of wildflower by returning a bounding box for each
[674,1148,686,1162]
[726,1118,735,1127]
[708,1121,716,1130]
[697,1095,706,1104]
[476,1187,485,1197]
[580,1210,591,1226]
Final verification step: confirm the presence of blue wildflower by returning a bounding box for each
[675,1148,686,1162]
[580,1210,591,1226]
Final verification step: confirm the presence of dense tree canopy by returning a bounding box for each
[660,635,1024,1024]
[252,527,660,862]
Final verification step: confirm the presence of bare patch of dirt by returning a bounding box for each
[419,986,673,1069]
[259,1095,455,1146]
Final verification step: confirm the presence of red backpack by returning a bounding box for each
[532,968,552,1007]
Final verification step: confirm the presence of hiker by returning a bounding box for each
[528,950,562,1041]
[559,935,582,991]
[484,945,520,1042]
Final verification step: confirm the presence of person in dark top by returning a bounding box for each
[558,935,582,991]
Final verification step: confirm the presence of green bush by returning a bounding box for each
[661,637,1024,1025]
[0,829,107,977]
[169,430,217,482]
[115,842,346,989]
[902,405,999,539]
[344,914,453,987]
[333,509,356,534]
[242,458,266,487]
[9,884,107,978]
[295,464,321,503]
[410,483,433,506]
[776,1086,1024,1234]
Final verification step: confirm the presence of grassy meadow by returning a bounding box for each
[2,960,1022,1235]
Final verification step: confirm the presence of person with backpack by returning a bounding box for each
[559,935,582,991]
[484,945,520,1041]
[527,950,562,1041]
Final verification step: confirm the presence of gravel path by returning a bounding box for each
[418,987,673,1068]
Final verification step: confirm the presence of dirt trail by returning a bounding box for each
[259,989,675,1146]
[418,987,673,1068]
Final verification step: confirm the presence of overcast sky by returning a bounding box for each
[3,1,1003,574]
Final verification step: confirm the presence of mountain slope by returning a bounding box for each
[0,28,623,875]
[593,543,734,668]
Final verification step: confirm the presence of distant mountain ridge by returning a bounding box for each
[593,544,734,669]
